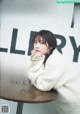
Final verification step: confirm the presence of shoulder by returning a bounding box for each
[44,49,69,71]
[47,49,66,64]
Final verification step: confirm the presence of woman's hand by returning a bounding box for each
[31,50,45,60]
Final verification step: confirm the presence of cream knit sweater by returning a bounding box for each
[27,49,80,114]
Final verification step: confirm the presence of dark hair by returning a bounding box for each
[32,30,57,63]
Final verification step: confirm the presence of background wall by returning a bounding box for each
[0,0,80,114]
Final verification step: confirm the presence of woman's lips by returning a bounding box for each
[35,50,40,52]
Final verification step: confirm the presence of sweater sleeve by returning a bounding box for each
[27,55,68,91]
[27,57,45,84]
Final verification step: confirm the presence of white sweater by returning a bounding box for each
[27,49,80,114]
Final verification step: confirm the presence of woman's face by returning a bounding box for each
[33,36,51,55]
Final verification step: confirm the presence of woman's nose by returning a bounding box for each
[35,43,40,49]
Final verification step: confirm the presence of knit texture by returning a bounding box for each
[27,49,80,114]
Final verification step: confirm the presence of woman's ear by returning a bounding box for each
[49,47,53,51]
[47,47,53,54]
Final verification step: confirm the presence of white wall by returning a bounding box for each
[0,0,80,114]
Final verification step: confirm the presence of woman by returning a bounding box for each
[27,30,80,114]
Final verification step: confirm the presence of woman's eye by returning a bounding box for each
[34,40,44,44]
[34,41,37,43]
[40,41,44,44]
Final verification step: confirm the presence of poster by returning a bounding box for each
[0,0,80,114]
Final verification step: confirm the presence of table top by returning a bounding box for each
[0,79,58,103]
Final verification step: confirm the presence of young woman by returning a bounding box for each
[27,30,80,114]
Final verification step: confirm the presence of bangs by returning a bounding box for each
[33,35,46,44]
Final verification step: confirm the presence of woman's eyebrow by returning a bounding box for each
[40,39,43,41]
[35,39,43,42]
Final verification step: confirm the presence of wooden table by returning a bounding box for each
[0,79,58,114]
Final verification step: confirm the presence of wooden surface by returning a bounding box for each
[0,79,58,103]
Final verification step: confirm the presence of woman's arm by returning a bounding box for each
[27,49,70,91]
[27,54,67,91]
